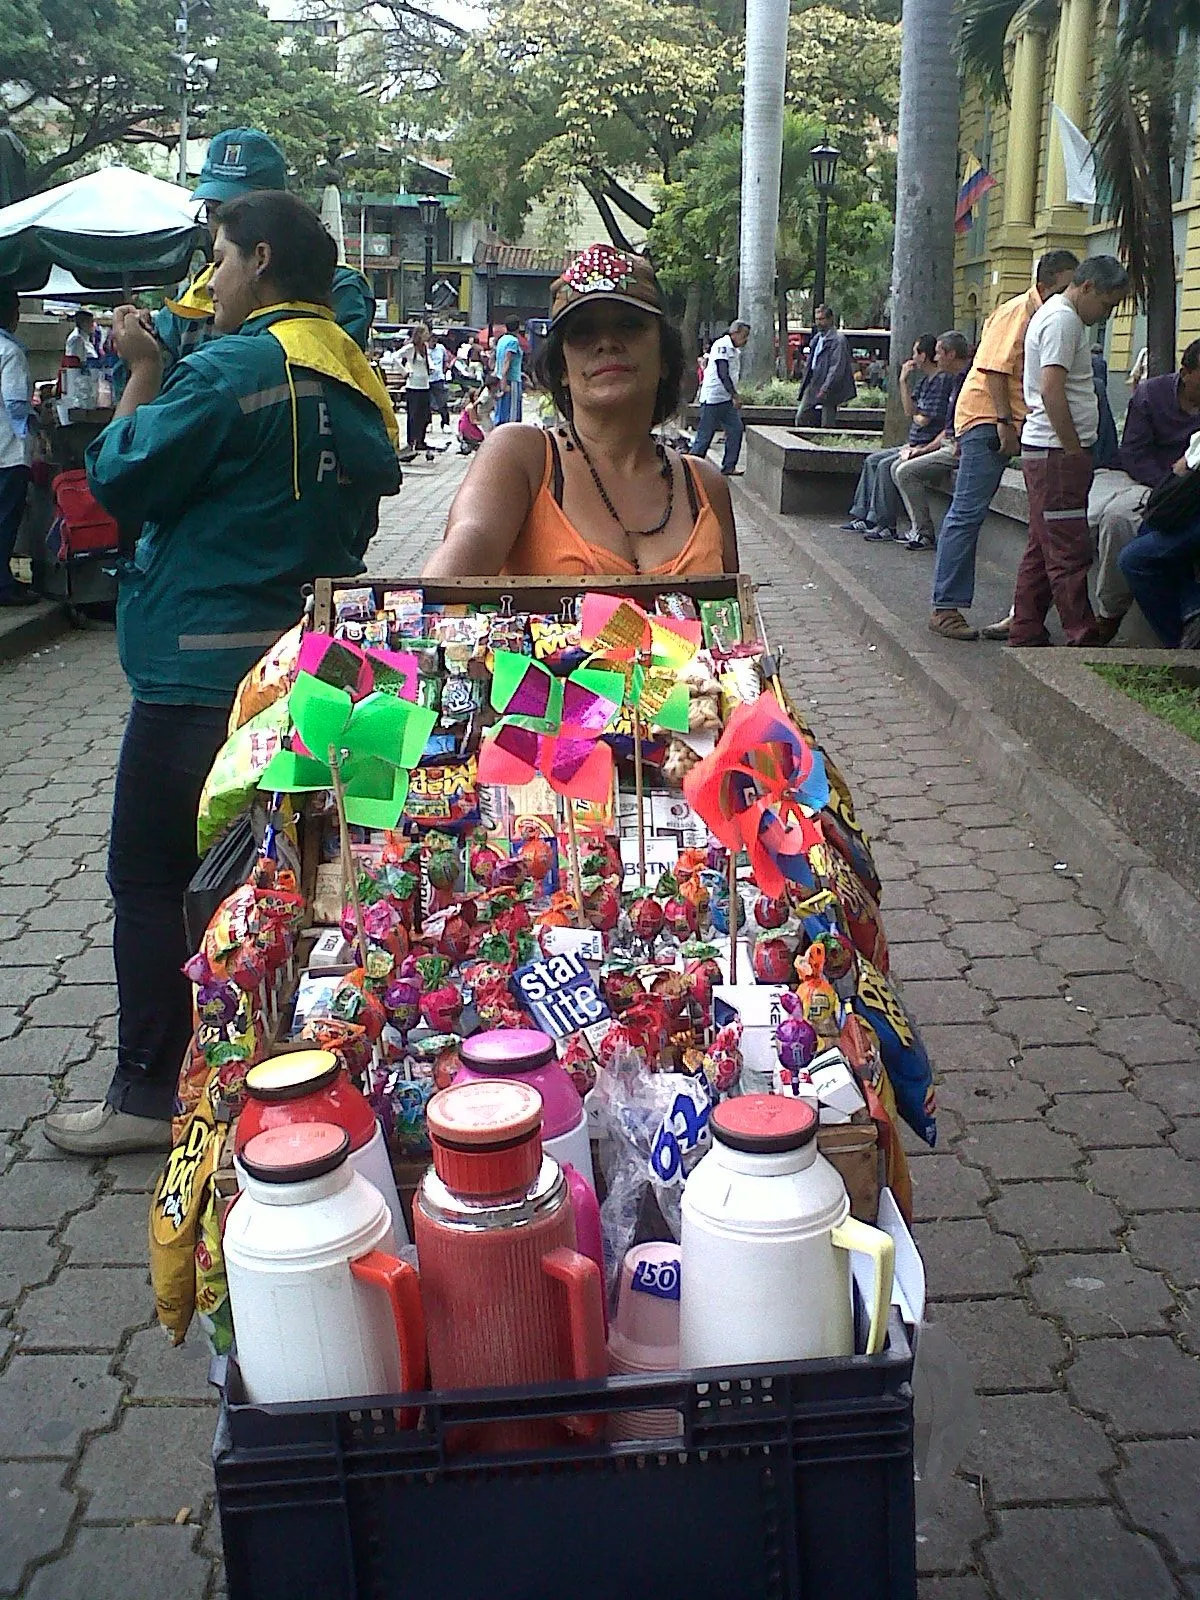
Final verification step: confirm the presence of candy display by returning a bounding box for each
[166,576,932,1516]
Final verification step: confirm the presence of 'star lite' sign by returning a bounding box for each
[509,952,611,1039]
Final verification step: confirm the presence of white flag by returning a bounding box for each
[1052,105,1098,206]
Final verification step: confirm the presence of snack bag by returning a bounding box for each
[194,1181,234,1356]
[197,695,292,854]
[150,1077,219,1344]
[853,956,937,1148]
[228,622,304,731]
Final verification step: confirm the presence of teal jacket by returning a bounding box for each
[87,306,401,707]
[154,263,375,374]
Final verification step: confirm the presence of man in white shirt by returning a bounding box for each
[427,337,450,430]
[0,286,39,607]
[689,319,751,475]
[64,308,97,364]
[1011,256,1129,647]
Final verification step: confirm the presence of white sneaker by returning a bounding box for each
[43,1102,173,1155]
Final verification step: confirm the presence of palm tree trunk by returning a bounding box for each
[739,0,790,385]
[885,0,958,442]
[681,281,703,400]
[1143,93,1178,377]
[776,279,790,378]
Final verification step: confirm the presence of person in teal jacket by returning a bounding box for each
[45,191,401,1157]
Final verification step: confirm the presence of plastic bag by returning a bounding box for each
[592,1045,712,1300]
[912,1322,980,1533]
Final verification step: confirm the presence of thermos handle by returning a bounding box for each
[829,1215,896,1357]
[542,1246,606,1440]
[350,1250,427,1402]
[562,1163,608,1335]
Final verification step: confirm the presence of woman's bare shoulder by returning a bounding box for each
[685,450,733,508]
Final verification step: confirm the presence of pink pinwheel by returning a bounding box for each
[477,651,625,803]
[683,692,830,899]
[578,594,701,732]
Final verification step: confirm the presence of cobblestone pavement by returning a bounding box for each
[0,446,1196,1598]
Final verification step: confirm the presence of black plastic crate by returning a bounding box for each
[213,1311,916,1600]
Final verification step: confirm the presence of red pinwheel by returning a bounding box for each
[683,692,830,899]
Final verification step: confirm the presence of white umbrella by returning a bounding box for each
[0,165,204,292]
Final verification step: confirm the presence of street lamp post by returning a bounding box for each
[170,0,217,186]
[417,196,440,322]
[810,137,841,316]
[485,255,497,337]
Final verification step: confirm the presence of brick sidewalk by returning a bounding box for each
[0,449,1196,1598]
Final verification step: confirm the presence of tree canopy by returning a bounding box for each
[435,0,899,244]
[649,112,894,329]
[0,0,392,194]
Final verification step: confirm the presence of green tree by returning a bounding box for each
[1,0,391,195]
[957,0,1200,376]
[436,0,899,248]
[649,112,893,364]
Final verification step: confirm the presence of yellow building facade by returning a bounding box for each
[954,0,1200,382]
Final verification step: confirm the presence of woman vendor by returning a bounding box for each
[423,247,739,578]
[44,191,401,1157]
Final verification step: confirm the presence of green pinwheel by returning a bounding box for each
[257,670,437,830]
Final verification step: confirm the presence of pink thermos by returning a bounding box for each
[413,1079,607,1452]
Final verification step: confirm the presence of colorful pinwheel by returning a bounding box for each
[578,595,701,733]
[476,651,625,803]
[258,670,437,830]
[683,692,830,899]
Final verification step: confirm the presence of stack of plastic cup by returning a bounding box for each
[607,1242,683,1442]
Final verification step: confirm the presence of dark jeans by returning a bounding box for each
[106,699,231,1120]
[406,389,432,451]
[0,465,30,594]
[429,380,449,427]
[689,400,744,473]
[797,403,839,428]
[1118,516,1200,646]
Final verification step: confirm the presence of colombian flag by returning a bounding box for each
[955,160,998,234]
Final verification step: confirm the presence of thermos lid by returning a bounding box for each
[240,1122,351,1183]
[710,1094,817,1154]
[245,1050,340,1101]
[459,1028,556,1072]
[426,1080,544,1197]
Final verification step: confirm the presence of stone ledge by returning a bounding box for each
[740,482,1200,1004]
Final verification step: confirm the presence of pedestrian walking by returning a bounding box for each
[926,249,1079,641]
[1010,255,1130,648]
[428,336,451,430]
[43,193,401,1157]
[0,285,38,608]
[688,319,750,476]
[398,323,434,460]
[494,317,525,424]
[795,305,856,427]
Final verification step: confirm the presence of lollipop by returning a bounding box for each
[752,936,794,985]
[518,834,555,884]
[421,983,464,1034]
[776,994,819,1070]
[438,913,474,964]
[663,893,699,939]
[629,894,665,944]
[754,894,789,930]
[468,835,502,889]
[584,879,621,933]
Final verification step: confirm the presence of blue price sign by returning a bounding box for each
[631,1257,681,1300]
[509,951,611,1039]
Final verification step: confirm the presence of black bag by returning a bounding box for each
[1143,465,1200,535]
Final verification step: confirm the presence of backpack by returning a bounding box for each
[49,469,120,560]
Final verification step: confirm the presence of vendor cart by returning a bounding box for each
[174,570,927,1600]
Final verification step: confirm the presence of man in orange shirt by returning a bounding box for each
[928,250,1079,641]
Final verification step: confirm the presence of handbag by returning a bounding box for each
[1143,465,1200,535]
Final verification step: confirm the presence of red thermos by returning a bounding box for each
[414,1079,607,1452]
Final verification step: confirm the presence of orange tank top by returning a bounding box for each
[501,431,726,577]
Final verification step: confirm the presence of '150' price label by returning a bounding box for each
[509,951,612,1039]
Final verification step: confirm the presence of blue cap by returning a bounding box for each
[193,128,287,203]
